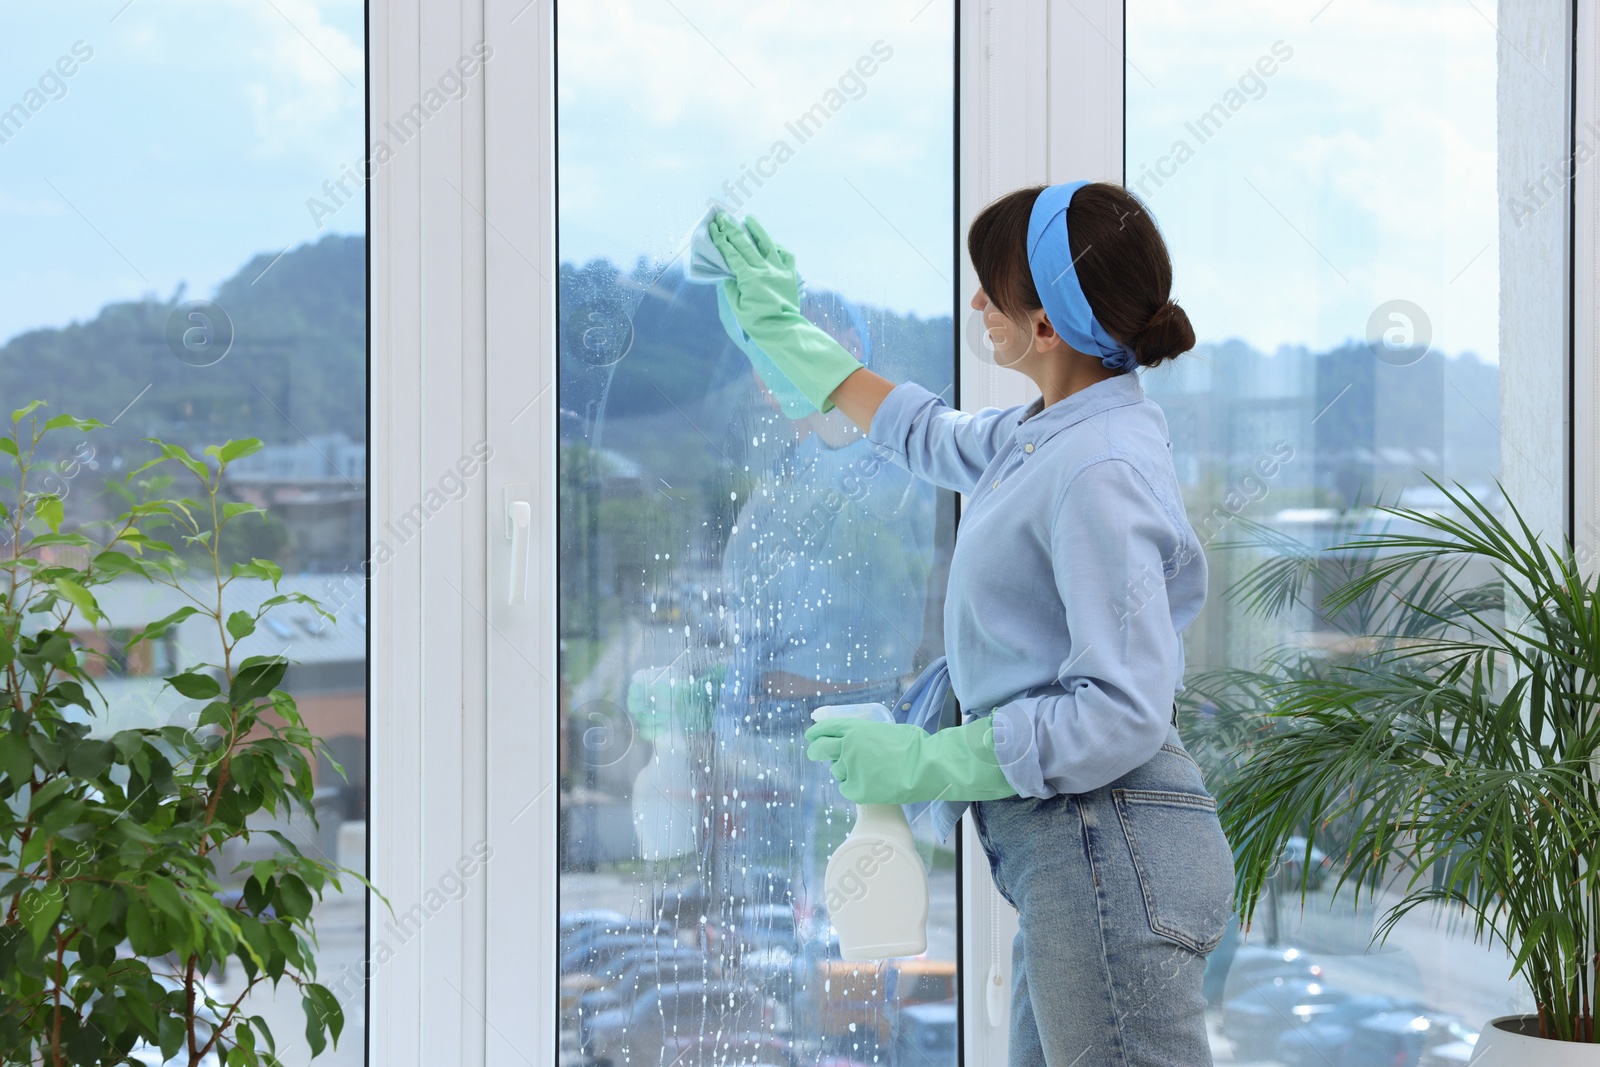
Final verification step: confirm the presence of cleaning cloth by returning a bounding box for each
[685,206,736,284]
[892,655,974,844]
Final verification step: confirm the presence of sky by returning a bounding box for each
[0,0,1532,362]
[0,0,365,347]
[1128,0,1513,362]
[556,0,957,322]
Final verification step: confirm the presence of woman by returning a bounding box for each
[707,181,1236,1067]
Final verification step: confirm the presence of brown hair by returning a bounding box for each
[967,182,1195,367]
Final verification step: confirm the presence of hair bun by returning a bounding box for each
[1131,300,1194,367]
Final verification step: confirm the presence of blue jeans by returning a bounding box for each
[971,726,1234,1067]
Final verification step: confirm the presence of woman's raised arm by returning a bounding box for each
[826,366,897,436]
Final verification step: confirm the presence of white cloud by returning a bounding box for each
[556,0,957,318]
[1128,0,1514,360]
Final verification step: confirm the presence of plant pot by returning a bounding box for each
[1468,1015,1600,1065]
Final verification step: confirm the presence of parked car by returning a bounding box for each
[1271,994,1431,1065]
[568,944,703,1015]
[890,1000,957,1067]
[655,880,711,938]
[561,917,671,957]
[560,932,680,977]
[561,908,630,942]
[808,957,957,1047]
[1343,1010,1478,1067]
[706,903,797,966]
[583,981,779,1067]
[1222,977,1351,1061]
[575,950,720,1019]
[1203,938,1325,1006]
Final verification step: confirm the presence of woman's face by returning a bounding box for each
[971,286,1046,368]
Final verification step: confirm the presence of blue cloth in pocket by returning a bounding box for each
[893,656,970,844]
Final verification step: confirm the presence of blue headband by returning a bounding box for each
[1026,181,1138,373]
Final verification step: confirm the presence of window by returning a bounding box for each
[555,4,958,1065]
[2,4,368,1062]
[1128,0,1570,1059]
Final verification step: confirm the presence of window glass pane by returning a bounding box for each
[1,4,367,1062]
[556,5,957,1066]
[1127,1,1566,1060]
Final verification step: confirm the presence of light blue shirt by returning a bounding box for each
[868,371,1206,815]
[717,429,937,705]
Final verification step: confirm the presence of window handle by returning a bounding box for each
[505,483,532,605]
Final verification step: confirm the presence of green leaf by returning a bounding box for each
[65,738,113,779]
[0,436,17,458]
[110,729,146,760]
[43,414,106,433]
[0,731,32,783]
[302,984,343,1056]
[232,751,257,792]
[156,1009,184,1061]
[248,1014,277,1055]
[28,775,75,814]
[11,400,44,424]
[145,439,211,483]
[28,532,94,547]
[166,671,222,700]
[124,896,160,955]
[230,558,285,587]
[52,577,102,624]
[20,826,51,868]
[205,438,264,465]
[197,700,233,729]
[222,501,265,522]
[275,874,313,920]
[91,549,148,578]
[35,494,63,533]
[132,605,201,645]
[232,657,287,706]
[227,610,257,641]
[143,874,186,923]
[87,885,123,936]
[20,883,64,950]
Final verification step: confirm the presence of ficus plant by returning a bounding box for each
[0,402,366,1065]
[1197,480,1600,1043]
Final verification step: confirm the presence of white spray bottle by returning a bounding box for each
[812,702,929,960]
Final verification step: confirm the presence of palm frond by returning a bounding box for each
[1208,480,1600,1041]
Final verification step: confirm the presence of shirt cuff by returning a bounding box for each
[867,379,942,463]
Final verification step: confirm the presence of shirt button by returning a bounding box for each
[1024,443,1034,453]
[901,702,911,710]
[991,479,1000,488]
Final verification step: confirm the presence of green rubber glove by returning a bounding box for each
[708,211,864,413]
[715,282,815,419]
[627,662,725,741]
[803,717,1020,805]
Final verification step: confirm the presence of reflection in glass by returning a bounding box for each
[556,4,956,1066]
[1127,1,1564,1062]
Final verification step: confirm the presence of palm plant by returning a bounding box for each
[1206,481,1600,1043]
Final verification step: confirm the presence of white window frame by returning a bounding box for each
[367,2,1598,1064]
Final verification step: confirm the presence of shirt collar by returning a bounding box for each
[1014,370,1145,450]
